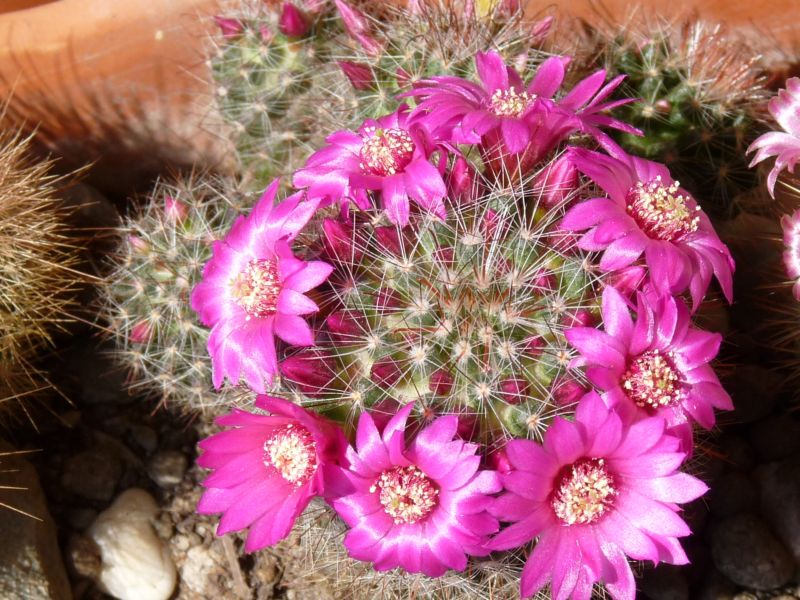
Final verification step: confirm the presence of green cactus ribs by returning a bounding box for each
[284,171,599,443]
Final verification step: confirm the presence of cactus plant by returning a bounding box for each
[0,129,82,424]
[578,18,769,217]
[100,174,257,414]
[190,39,734,598]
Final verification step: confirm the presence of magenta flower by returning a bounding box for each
[566,286,732,433]
[561,147,734,309]
[293,106,447,226]
[332,403,501,577]
[407,50,636,173]
[748,77,800,197]
[489,392,707,600]
[782,208,800,299]
[191,180,333,393]
[197,396,348,551]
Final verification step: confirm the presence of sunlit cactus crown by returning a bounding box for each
[289,168,594,443]
[102,175,254,413]
[190,5,738,599]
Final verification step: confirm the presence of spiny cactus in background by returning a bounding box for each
[579,18,769,216]
[282,502,526,599]
[210,1,341,189]
[210,0,555,190]
[101,174,256,414]
[0,129,81,425]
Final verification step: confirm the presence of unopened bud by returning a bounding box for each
[429,369,454,395]
[280,350,336,396]
[338,61,374,90]
[499,378,529,404]
[532,155,579,209]
[279,2,310,38]
[371,358,402,388]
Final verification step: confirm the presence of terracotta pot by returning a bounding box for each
[0,0,232,196]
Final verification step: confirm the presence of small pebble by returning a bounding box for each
[147,451,188,488]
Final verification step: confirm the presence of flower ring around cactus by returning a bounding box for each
[192,48,734,600]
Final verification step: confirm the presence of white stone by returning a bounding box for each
[88,488,177,600]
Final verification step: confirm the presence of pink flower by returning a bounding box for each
[748,77,800,197]
[197,396,348,551]
[293,106,447,226]
[191,180,333,392]
[566,286,732,433]
[332,403,500,577]
[561,147,734,310]
[407,51,636,173]
[489,392,707,600]
[782,208,800,299]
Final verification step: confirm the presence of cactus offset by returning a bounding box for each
[580,18,768,216]
[101,174,256,414]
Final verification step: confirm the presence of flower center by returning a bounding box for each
[359,128,416,176]
[370,465,438,524]
[233,258,281,319]
[622,349,685,409]
[488,88,535,117]
[552,458,617,525]
[626,177,701,241]
[263,424,317,486]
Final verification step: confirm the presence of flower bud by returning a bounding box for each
[553,377,588,407]
[371,358,402,388]
[532,269,556,293]
[279,2,310,38]
[128,235,149,254]
[322,218,361,263]
[325,310,363,344]
[280,350,336,396]
[487,446,512,474]
[499,378,529,404]
[561,309,595,329]
[522,336,544,358]
[334,0,382,55]
[164,196,188,221]
[338,61,374,90]
[456,413,479,441]
[447,156,477,204]
[532,155,579,209]
[214,16,243,38]
[130,321,152,343]
[429,369,454,395]
[530,15,554,44]
[374,226,403,256]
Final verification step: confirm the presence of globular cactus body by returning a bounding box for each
[290,173,595,444]
[102,175,253,413]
